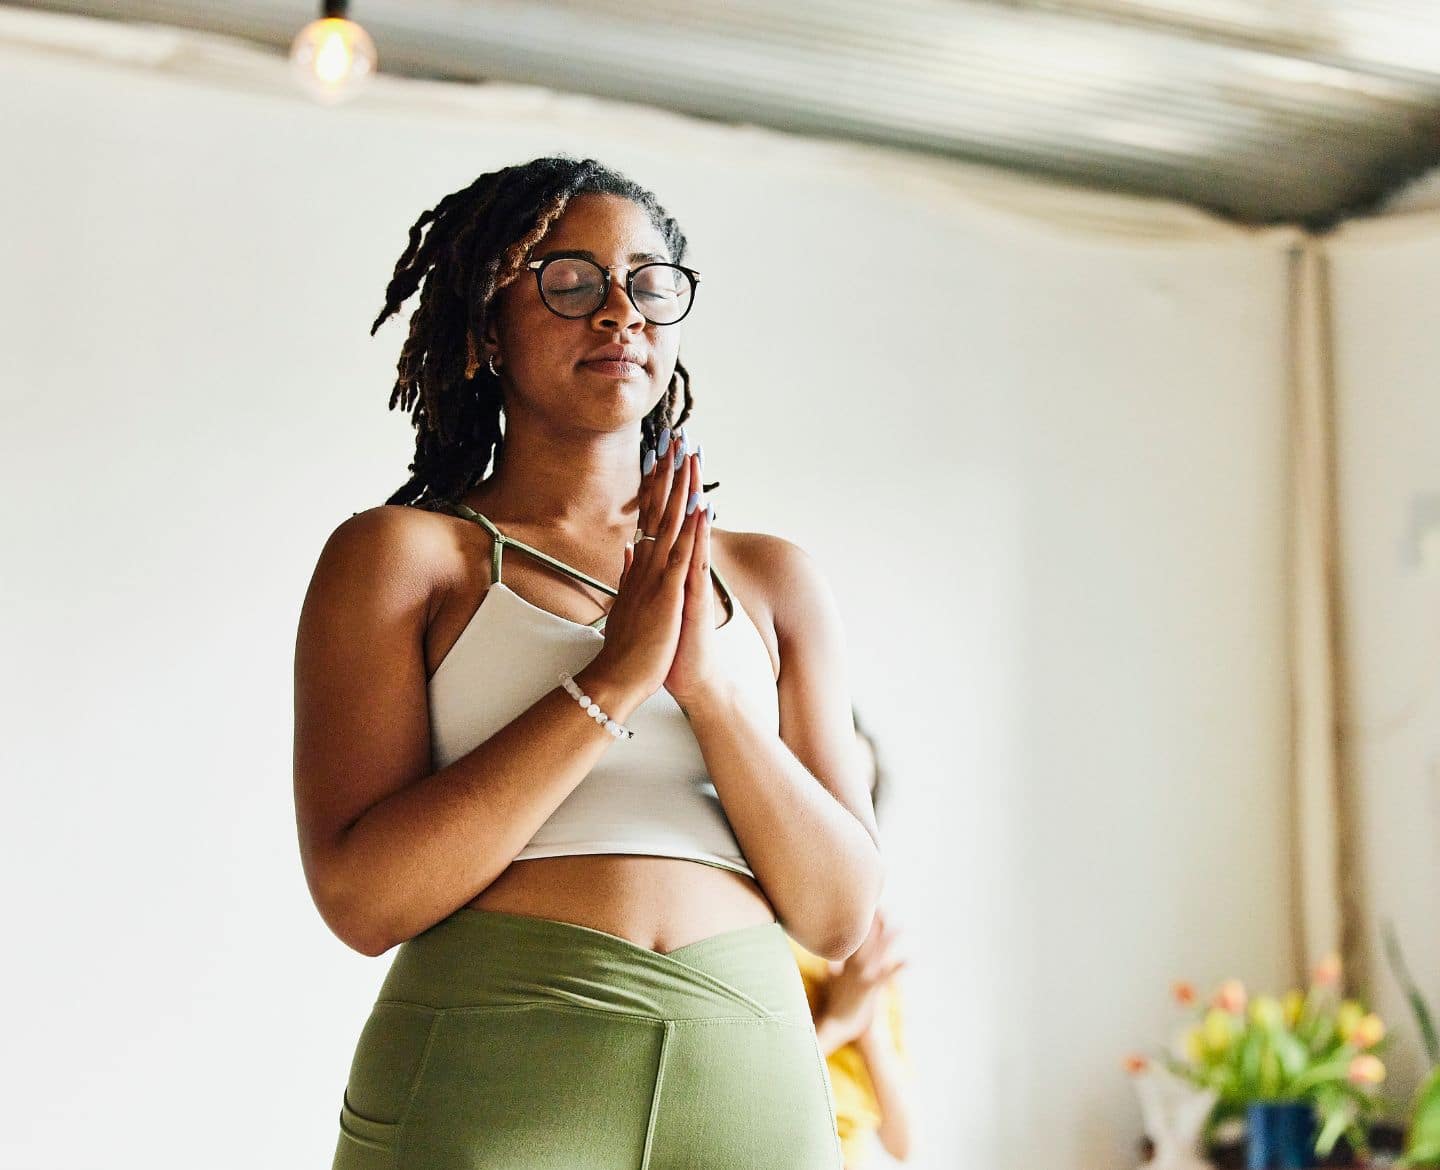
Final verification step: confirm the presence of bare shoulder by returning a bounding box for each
[309,503,460,611]
[716,528,838,644]
[323,500,451,563]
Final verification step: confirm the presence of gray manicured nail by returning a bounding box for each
[686,490,700,515]
[641,446,656,475]
[657,426,671,455]
[676,431,689,459]
[696,442,703,472]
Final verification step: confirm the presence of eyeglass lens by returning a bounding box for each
[538,259,694,324]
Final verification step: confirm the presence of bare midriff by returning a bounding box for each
[462,853,778,956]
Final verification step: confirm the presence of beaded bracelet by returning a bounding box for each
[558,671,636,740]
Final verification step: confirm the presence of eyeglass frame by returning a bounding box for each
[524,257,702,325]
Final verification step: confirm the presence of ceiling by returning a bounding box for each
[10,0,1440,227]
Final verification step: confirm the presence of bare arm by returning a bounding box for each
[292,507,646,957]
[679,535,883,961]
[857,1013,914,1161]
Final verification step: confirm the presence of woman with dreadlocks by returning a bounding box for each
[293,156,883,1168]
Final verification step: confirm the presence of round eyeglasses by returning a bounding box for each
[525,257,701,326]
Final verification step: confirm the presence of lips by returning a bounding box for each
[582,358,644,377]
[581,344,644,366]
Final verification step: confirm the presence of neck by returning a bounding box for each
[472,421,646,532]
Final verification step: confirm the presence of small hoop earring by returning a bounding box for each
[487,352,500,378]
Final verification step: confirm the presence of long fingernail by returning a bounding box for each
[657,426,671,455]
[641,446,656,475]
[686,490,699,515]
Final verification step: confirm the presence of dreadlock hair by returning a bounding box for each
[370,155,716,510]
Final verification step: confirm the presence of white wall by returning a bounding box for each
[1324,211,1440,1102]
[0,10,1303,1169]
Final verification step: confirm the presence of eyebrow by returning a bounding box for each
[533,248,670,264]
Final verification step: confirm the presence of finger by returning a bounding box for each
[657,435,694,562]
[620,542,633,586]
[677,454,704,590]
[642,427,683,567]
[691,481,712,602]
[634,432,667,569]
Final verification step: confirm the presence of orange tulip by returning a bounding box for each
[1213,979,1247,1016]
[1313,952,1342,989]
[1124,1054,1150,1074]
[1347,1054,1385,1086]
[1172,981,1197,1006]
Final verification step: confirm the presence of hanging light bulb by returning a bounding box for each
[289,0,377,105]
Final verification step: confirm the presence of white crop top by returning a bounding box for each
[425,501,780,881]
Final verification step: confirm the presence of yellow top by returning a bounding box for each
[787,934,909,1169]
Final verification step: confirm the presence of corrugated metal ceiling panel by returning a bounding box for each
[7,0,1440,225]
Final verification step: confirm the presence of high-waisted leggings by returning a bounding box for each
[329,906,845,1169]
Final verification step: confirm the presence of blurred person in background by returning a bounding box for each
[789,706,913,1166]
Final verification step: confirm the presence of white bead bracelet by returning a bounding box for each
[558,671,635,740]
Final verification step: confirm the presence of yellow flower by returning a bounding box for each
[1336,1000,1365,1042]
[1349,1013,1386,1049]
[1213,979,1248,1016]
[1347,1054,1385,1086]
[1203,1008,1235,1055]
[1282,989,1306,1028]
[1250,995,1285,1030]
[1183,1026,1207,1064]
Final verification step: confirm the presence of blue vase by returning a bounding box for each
[1246,1101,1318,1169]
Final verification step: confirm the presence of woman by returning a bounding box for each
[790,711,914,1166]
[293,156,884,1168]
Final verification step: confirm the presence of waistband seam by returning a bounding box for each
[375,996,811,1026]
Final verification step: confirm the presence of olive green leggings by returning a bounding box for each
[330,906,845,1169]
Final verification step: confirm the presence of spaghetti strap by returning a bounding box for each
[710,562,737,626]
[444,501,616,596]
[443,501,507,583]
[438,499,733,628]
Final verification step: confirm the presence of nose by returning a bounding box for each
[590,265,646,331]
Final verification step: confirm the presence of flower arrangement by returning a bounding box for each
[1125,952,1390,1163]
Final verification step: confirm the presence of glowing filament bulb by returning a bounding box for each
[289,17,377,104]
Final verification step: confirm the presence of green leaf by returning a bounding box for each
[1382,919,1440,1066]
[1315,1102,1352,1158]
[1404,1066,1440,1166]
[1240,1029,1265,1096]
[1274,1032,1310,1084]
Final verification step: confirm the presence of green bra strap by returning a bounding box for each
[445,501,506,583]
[446,500,616,599]
[710,563,737,624]
[445,499,730,627]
